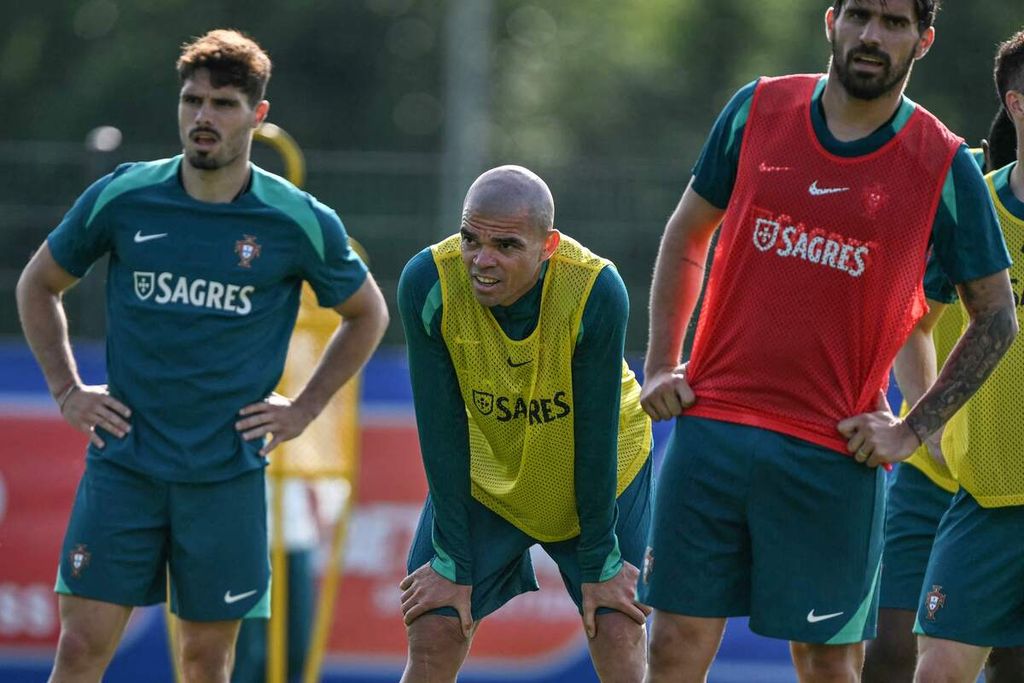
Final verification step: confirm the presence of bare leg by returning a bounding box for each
[863,608,917,682]
[49,594,132,683]
[401,614,479,683]
[914,635,989,683]
[790,641,864,683]
[646,611,726,683]
[177,618,242,683]
[586,611,647,682]
[985,646,1024,683]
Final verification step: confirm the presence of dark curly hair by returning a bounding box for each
[831,0,940,34]
[176,29,271,107]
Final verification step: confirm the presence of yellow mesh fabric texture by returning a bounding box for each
[942,174,1024,507]
[432,233,651,541]
[903,302,962,492]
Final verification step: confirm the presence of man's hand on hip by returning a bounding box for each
[236,392,315,456]
[838,393,920,468]
[61,384,132,449]
[399,562,474,639]
[580,561,652,639]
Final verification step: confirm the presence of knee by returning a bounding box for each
[179,635,233,682]
[791,642,862,681]
[55,626,114,667]
[648,615,721,675]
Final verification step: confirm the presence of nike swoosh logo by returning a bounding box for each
[806,609,844,623]
[808,181,850,196]
[507,357,532,368]
[224,589,258,604]
[134,231,168,243]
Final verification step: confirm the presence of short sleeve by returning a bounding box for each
[930,145,1012,285]
[691,79,759,209]
[47,173,117,277]
[300,205,368,308]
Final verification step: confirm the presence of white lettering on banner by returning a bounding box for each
[0,583,57,638]
[140,272,254,315]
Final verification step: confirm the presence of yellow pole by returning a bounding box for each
[257,121,306,683]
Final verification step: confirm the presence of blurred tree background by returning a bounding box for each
[1,0,1019,351]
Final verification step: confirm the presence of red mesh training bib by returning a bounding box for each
[686,74,961,453]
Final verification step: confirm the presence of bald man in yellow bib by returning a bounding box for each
[396,165,654,682]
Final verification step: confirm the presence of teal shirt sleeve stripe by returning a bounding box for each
[931,145,1011,285]
[430,542,458,582]
[422,281,442,337]
[598,538,623,582]
[86,157,179,228]
[251,168,325,260]
[993,162,1024,218]
[691,79,759,209]
[940,168,957,224]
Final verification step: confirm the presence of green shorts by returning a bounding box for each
[57,456,270,622]
[913,488,1024,647]
[879,463,953,611]
[407,455,653,621]
[638,416,885,644]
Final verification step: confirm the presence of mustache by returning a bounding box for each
[189,127,220,140]
[847,45,891,68]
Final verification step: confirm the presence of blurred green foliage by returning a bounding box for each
[1,1,1020,347]
[2,1,1019,154]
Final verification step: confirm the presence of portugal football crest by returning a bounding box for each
[472,390,494,415]
[235,235,262,268]
[752,218,780,252]
[68,544,91,578]
[134,271,155,300]
[925,584,946,620]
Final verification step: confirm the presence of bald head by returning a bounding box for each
[462,165,554,234]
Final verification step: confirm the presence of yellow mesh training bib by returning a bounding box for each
[903,302,962,493]
[432,233,651,540]
[942,172,1024,507]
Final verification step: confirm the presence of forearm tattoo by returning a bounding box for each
[905,304,1017,441]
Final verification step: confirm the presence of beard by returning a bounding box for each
[832,41,915,101]
[185,150,222,170]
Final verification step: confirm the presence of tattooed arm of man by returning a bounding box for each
[839,270,1018,467]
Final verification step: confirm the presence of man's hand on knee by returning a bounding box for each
[580,561,653,639]
[399,562,474,638]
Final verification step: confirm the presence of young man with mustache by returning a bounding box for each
[16,29,388,683]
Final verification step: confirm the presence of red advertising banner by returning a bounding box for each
[0,410,586,671]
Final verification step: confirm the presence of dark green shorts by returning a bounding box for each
[879,463,953,611]
[407,455,653,621]
[638,416,885,644]
[57,456,270,622]
[914,488,1024,647]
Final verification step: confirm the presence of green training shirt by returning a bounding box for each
[48,156,367,483]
